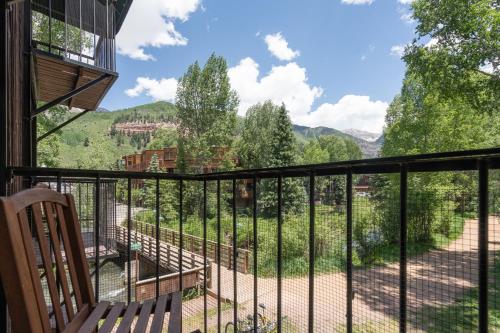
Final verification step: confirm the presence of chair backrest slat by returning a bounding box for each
[17,209,54,330]
[61,194,95,306]
[44,202,75,321]
[54,203,84,309]
[0,188,96,333]
[31,203,66,331]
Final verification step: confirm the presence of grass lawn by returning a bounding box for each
[134,195,470,279]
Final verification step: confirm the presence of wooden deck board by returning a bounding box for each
[33,52,117,111]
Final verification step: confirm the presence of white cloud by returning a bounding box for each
[425,37,438,48]
[398,0,414,4]
[228,57,322,118]
[126,57,389,133]
[480,62,495,74]
[390,44,406,57]
[116,0,200,60]
[341,0,374,5]
[400,12,415,24]
[264,33,300,61]
[125,77,178,102]
[297,95,389,133]
[228,57,388,132]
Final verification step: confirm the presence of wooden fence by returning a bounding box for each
[133,221,251,274]
[115,226,212,300]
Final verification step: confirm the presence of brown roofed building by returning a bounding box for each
[122,146,233,174]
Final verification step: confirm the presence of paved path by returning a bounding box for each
[204,216,500,332]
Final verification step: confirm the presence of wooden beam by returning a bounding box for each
[32,73,110,117]
[68,67,83,109]
[37,110,90,142]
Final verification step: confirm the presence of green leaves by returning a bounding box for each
[176,54,238,172]
[405,0,499,113]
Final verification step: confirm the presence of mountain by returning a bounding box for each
[56,101,381,168]
[342,129,381,143]
[293,125,381,158]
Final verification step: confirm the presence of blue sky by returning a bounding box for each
[102,0,417,133]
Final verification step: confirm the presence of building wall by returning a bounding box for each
[122,147,232,173]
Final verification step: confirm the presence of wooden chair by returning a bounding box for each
[0,188,182,333]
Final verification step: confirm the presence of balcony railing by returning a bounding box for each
[32,0,117,72]
[2,147,500,332]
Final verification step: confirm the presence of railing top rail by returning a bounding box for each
[5,147,500,181]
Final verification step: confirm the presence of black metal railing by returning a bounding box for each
[2,147,500,332]
[32,0,117,71]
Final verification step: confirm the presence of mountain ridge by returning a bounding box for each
[58,101,381,167]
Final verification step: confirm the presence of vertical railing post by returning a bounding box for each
[232,179,238,331]
[346,169,353,333]
[155,177,160,299]
[308,172,315,333]
[277,175,283,333]
[253,175,258,333]
[95,174,101,302]
[478,159,489,332]
[127,178,131,304]
[203,180,208,333]
[57,173,62,192]
[216,180,221,333]
[178,178,184,333]
[399,165,407,333]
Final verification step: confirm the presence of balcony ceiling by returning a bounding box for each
[33,51,117,111]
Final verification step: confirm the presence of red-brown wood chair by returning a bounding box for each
[0,188,182,333]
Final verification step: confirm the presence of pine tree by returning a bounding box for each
[269,104,297,167]
[259,103,305,216]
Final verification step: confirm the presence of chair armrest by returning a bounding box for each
[167,291,182,333]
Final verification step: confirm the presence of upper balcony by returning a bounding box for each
[30,0,132,111]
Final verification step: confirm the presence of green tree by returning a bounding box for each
[36,106,67,167]
[404,0,499,114]
[176,53,239,173]
[147,129,178,150]
[259,104,305,216]
[238,101,280,169]
[378,3,500,242]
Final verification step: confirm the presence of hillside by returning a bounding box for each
[293,125,381,158]
[57,101,381,168]
[58,101,177,168]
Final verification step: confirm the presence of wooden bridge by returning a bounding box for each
[132,221,251,274]
[114,225,212,301]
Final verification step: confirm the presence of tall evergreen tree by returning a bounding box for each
[259,104,305,216]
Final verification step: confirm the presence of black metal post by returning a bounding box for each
[56,173,61,192]
[346,170,353,333]
[399,166,407,333]
[232,179,238,331]
[277,175,283,333]
[48,0,52,52]
[127,178,132,304]
[155,177,160,299]
[179,179,183,292]
[478,159,489,332]
[32,74,110,117]
[203,180,208,333]
[94,174,101,302]
[37,110,90,142]
[217,180,221,333]
[308,172,315,333]
[253,176,258,333]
